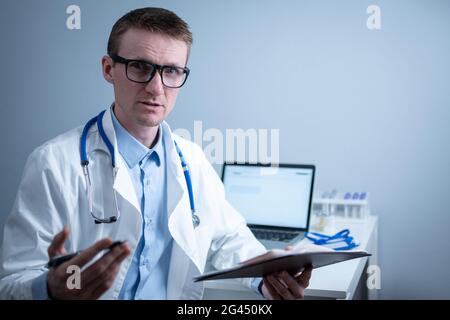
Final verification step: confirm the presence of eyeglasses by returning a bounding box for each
[110,53,190,88]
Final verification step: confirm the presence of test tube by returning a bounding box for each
[359,192,367,218]
[344,192,351,217]
[329,189,337,215]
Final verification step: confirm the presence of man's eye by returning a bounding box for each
[164,67,182,75]
[130,62,151,72]
[165,67,176,74]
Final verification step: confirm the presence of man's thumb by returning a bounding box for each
[47,227,70,258]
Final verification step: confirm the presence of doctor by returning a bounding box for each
[0,7,311,300]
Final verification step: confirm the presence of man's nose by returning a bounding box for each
[144,71,165,95]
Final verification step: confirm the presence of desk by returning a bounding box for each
[203,216,379,300]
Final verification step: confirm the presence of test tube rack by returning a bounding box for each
[312,191,370,220]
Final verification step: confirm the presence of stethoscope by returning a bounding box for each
[304,229,358,251]
[79,109,200,228]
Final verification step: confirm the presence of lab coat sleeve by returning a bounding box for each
[0,145,67,299]
[191,144,267,290]
[208,202,267,290]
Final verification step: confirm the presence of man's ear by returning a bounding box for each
[102,55,114,84]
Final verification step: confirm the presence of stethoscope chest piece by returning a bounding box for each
[192,213,200,228]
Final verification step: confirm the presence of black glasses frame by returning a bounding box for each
[109,53,190,88]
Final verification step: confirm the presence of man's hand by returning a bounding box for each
[261,246,312,300]
[46,228,130,299]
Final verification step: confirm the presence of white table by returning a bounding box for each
[203,216,379,300]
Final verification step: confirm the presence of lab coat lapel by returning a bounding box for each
[163,122,202,273]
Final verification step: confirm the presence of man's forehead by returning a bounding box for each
[118,28,188,64]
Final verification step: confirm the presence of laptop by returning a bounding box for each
[221,163,315,249]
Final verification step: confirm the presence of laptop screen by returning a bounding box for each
[222,164,314,230]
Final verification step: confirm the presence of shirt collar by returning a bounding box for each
[111,108,163,169]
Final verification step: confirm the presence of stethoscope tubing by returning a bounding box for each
[80,109,200,227]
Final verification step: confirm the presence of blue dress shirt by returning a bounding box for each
[111,111,173,300]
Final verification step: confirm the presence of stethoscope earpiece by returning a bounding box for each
[94,216,117,224]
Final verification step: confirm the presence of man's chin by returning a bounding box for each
[137,115,164,128]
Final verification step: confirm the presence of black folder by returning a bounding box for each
[194,250,371,282]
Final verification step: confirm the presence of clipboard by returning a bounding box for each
[194,249,371,282]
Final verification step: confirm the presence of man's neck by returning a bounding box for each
[112,104,159,149]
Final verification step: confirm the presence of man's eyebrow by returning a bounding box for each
[134,56,184,67]
[133,56,154,63]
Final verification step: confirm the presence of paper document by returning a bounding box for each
[194,244,370,282]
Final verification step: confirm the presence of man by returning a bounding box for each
[0,7,311,300]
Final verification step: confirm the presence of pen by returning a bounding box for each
[46,240,125,268]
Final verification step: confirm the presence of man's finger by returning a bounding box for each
[263,278,282,300]
[59,238,113,271]
[296,266,312,288]
[279,271,305,299]
[88,263,121,299]
[82,248,130,299]
[81,243,130,286]
[266,274,295,300]
[48,227,70,258]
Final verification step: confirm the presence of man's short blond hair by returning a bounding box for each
[107,7,193,59]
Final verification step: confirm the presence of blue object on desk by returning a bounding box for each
[305,229,359,251]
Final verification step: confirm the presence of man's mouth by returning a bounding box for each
[139,101,163,107]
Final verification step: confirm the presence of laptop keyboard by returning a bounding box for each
[252,229,299,242]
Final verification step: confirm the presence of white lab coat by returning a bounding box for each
[0,107,266,299]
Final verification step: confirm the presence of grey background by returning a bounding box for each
[1,0,449,299]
